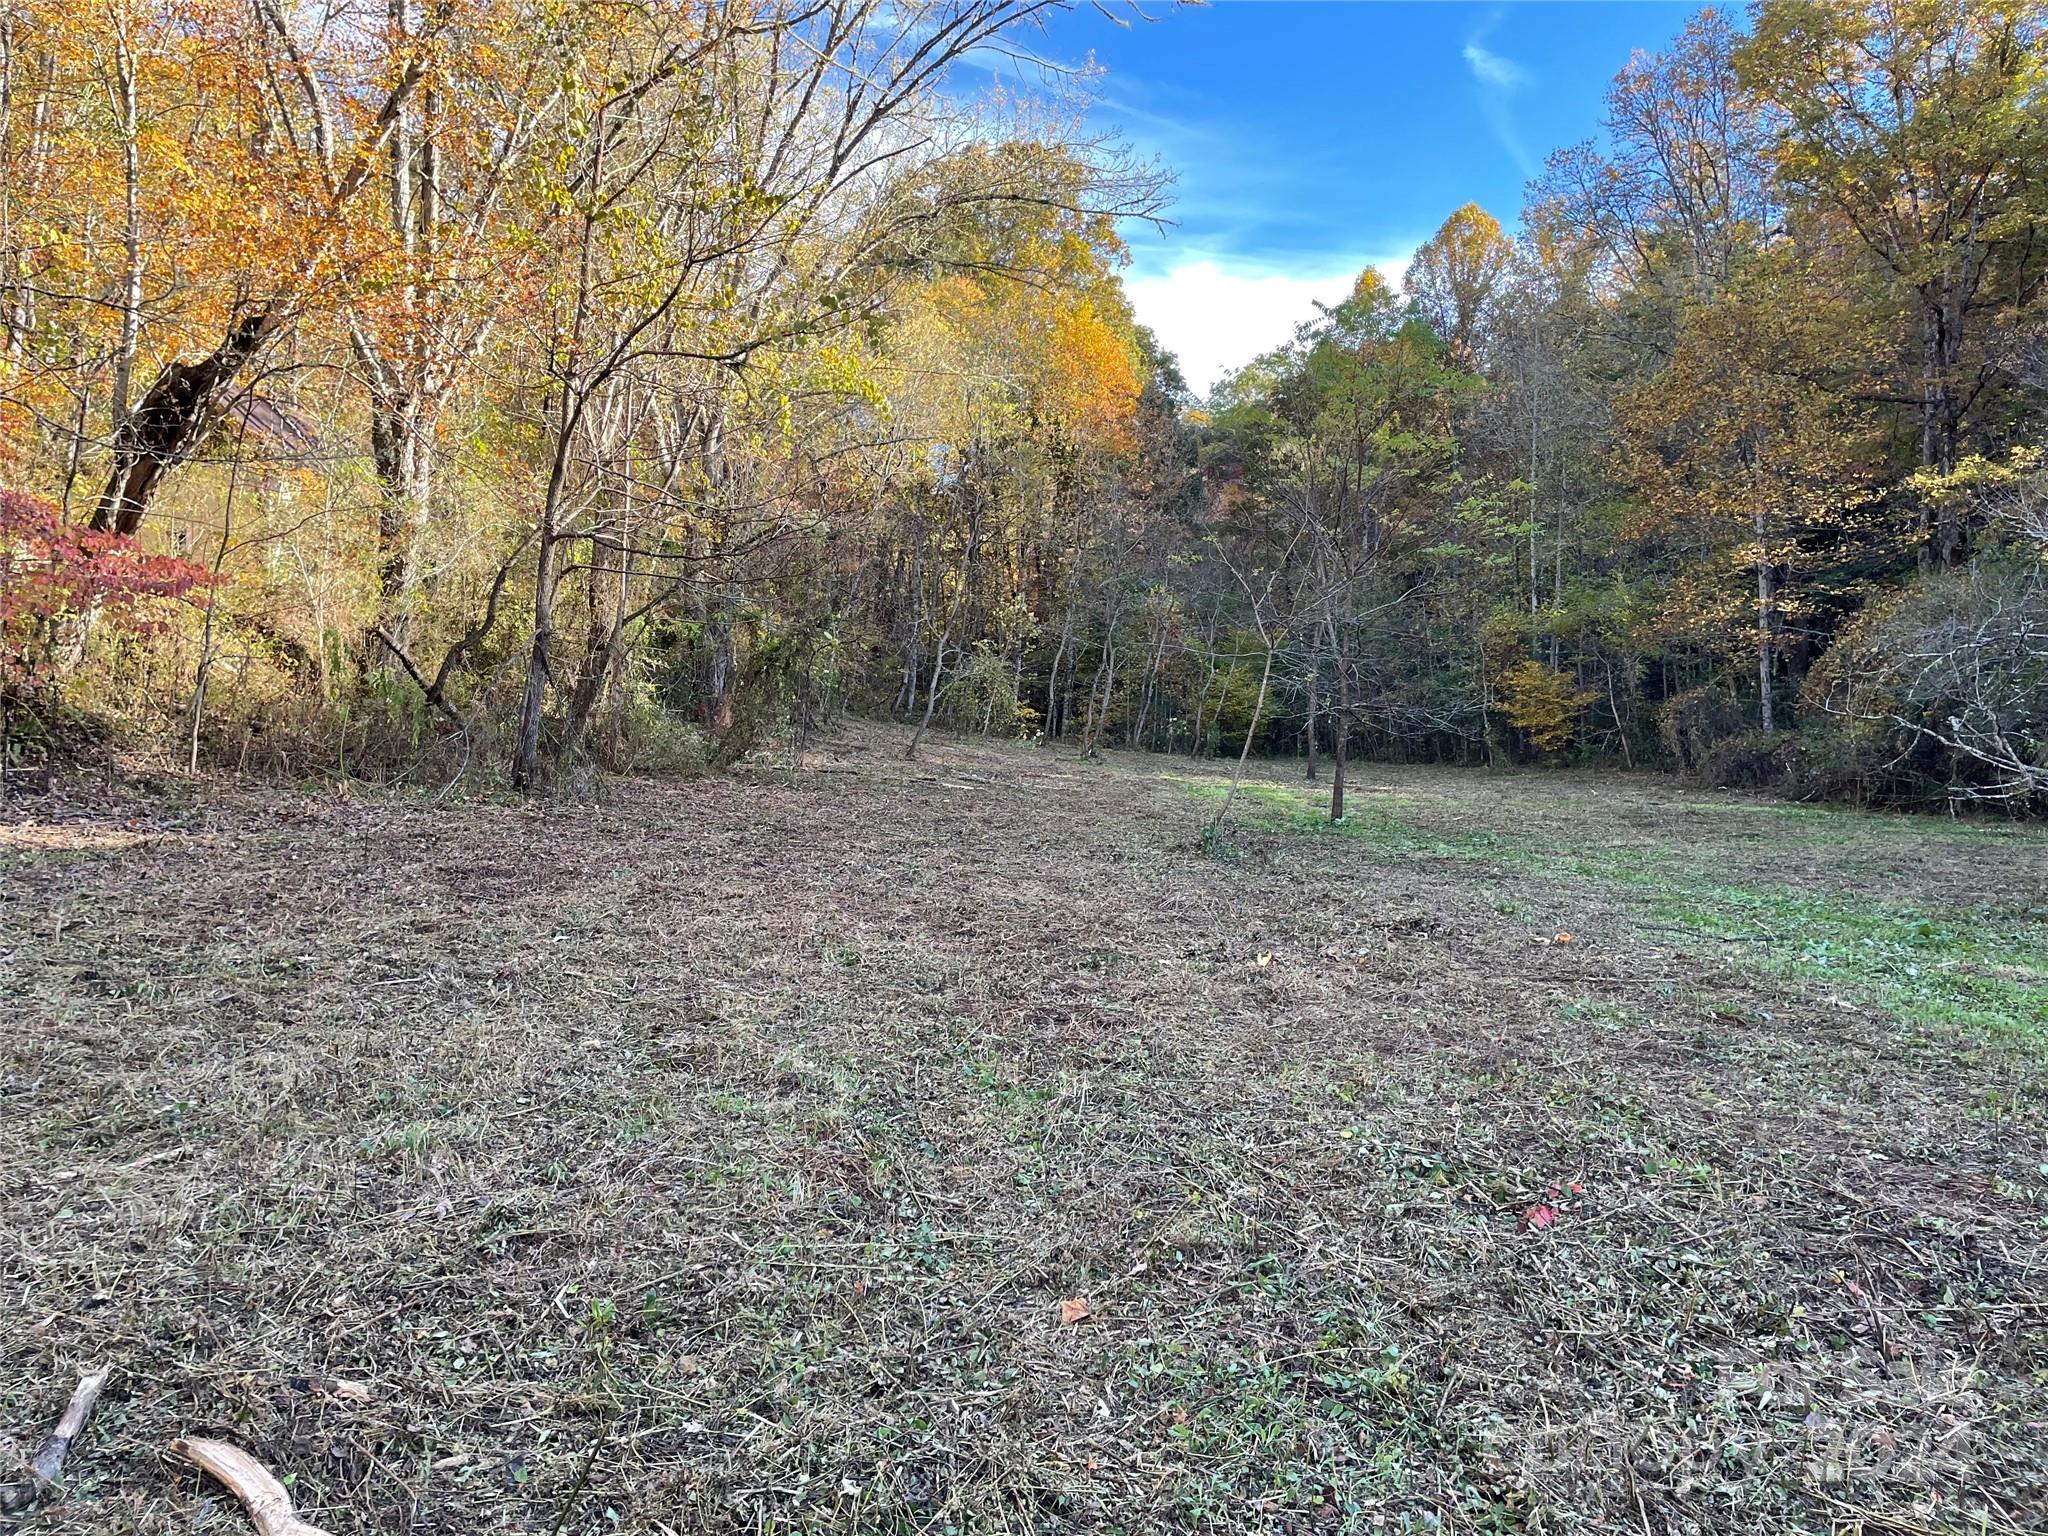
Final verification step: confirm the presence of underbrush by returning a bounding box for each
[0,688,117,791]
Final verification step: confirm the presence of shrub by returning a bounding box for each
[948,641,1036,737]
[1,488,215,691]
[1498,660,1597,754]
[2,488,216,780]
[1810,561,2048,806]
[1699,729,1801,793]
[1657,685,1749,773]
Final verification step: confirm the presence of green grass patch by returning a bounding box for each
[1172,775,1543,866]
[1650,884,2048,1043]
[1173,774,2048,1044]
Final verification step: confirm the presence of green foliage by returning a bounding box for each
[3,0,2045,816]
[947,642,1035,738]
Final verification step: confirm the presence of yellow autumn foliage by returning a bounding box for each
[1499,661,1598,754]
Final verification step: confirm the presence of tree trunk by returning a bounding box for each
[1303,643,1320,780]
[905,634,948,759]
[512,372,581,789]
[1916,283,1966,569]
[110,27,142,438]
[1206,636,1276,847]
[368,392,434,619]
[560,508,635,767]
[1080,633,1116,758]
[1549,494,1565,668]
[3,46,57,368]
[1329,617,1350,823]
[510,516,561,790]
[1044,598,1074,740]
[1189,657,1215,761]
[89,47,431,535]
[91,313,277,534]
[1756,536,1776,735]
[1131,611,1165,750]
[1605,660,1633,769]
[1750,460,1777,734]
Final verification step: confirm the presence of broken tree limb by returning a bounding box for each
[171,1438,334,1536]
[0,1365,110,1513]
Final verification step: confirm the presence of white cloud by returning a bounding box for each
[1461,41,1528,93]
[1124,251,1415,399]
[1462,21,1536,177]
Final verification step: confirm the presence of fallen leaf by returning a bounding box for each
[1058,1296,1092,1325]
[1254,952,1273,968]
[1522,1203,1558,1231]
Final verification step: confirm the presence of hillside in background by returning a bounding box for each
[1,1,2045,810]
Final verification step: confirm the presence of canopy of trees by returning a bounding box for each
[4,0,2046,808]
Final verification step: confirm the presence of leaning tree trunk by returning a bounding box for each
[1205,637,1277,848]
[905,632,950,760]
[86,46,429,535]
[1080,638,1116,759]
[91,312,276,534]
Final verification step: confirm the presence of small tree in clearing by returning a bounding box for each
[1499,659,1597,755]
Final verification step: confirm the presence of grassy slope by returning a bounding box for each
[4,732,2045,1536]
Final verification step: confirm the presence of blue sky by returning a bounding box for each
[979,1,1703,393]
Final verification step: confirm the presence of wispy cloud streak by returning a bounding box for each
[1461,41,1527,93]
[1462,20,1536,178]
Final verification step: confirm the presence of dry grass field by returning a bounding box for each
[5,726,2047,1534]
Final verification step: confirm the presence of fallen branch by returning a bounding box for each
[368,627,464,728]
[371,523,535,725]
[0,1366,110,1513]
[171,1438,333,1536]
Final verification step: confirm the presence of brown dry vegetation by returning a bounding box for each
[4,726,2047,1535]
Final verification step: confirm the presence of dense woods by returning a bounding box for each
[3,0,2046,808]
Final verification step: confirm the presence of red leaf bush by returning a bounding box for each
[1,488,216,688]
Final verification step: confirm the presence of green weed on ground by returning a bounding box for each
[1176,774,2048,1044]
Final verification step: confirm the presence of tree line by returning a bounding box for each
[3,0,2045,809]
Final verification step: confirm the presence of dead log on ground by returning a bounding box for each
[171,1438,334,1536]
[0,1366,110,1513]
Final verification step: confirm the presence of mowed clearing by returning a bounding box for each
[5,729,2047,1535]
